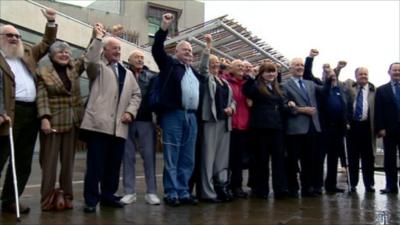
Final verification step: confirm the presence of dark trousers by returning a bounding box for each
[382,123,400,190]
[229,129,248,189]
[286,132,317,193]
[83,131,125,206]
[312,132,325,191]
[348,120,375,188]
[251,128,286,195]
[323,125,345,189]
[189,121,203,197]
[0,103,39,205]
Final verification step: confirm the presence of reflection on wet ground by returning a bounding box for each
[0,152,397,225]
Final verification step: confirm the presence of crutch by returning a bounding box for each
[342,136,352,194]
[8,125,21,221]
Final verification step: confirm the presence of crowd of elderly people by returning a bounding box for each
[1,10,400,215]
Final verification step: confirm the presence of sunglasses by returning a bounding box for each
[0,33,22,39]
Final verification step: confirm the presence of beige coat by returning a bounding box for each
[80,38,141,139]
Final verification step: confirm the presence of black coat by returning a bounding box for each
[375,82,400,134]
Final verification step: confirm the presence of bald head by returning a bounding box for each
[103,37,121,63]
[128,50,144,71]
[0,25,24,58]
[355,67,369,86]
[175,41,193,65]
[230,59,244,78]
[290,58,304,77]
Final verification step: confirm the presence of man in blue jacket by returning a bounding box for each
[151,13,204,206]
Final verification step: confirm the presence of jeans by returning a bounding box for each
[160,110,197,199]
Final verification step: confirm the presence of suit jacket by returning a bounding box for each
[36,58,85,133]
[198,51,235,131]
[0,69,4,115]
[282,77,321,135]
[375,82,400,135]
[80,38,141,139]
[344,79,376,150]
[0,24,57,136]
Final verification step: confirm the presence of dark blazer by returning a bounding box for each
[375,82,400,134]
[0,24,57,136]
[243,78,287,130]
[0,69,4,116]
[282,78,321,135]
[151,28,205,112]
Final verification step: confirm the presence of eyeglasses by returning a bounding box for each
[0,33,22,39]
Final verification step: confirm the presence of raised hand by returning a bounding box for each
[337,60,347,68]
[41,8,56,21]
[93,23,105,39]
[161,13,174,31]
[204,34,212,49]
[309,49,319,58]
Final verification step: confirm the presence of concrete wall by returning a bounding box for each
[36,0,205,45]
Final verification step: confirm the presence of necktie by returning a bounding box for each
[298,79,310,105]
[354,87,363,120]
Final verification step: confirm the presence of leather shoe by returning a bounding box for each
[100,200,124,208]
[365,186,375,193]
[83,205,96,213]
[380,188,398,194]
[232,188,248,198]
[325,187,345,194]
[201,198,221,203]
[2,202,30,214]
[163,197,180,207]
[180,196,198,205]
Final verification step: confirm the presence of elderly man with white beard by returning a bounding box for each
[0,8,58,214]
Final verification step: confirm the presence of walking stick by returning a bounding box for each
[8,125,21,221]
[343,136,352,194]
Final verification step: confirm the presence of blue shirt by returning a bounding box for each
[326,86,344,123]
[181,66,199,110]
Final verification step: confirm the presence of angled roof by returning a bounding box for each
[145,15,290,71]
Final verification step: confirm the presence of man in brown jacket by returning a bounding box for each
[0,8,57,214]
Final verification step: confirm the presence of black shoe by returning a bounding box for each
[313,188,323,195]
[1,203,30,214]
[301,191,318,197]
[83,205,96,213]
[201,198,221,203]
[365,186,375,193]
[163,197,180,207]
[215,183,233,202]
[350,187,357,193]
[179,196,198,205]
[100,200,124,208]
[274,190,289,199]
[232,188,248,198]
[380,188,398,194]
[287,190,299,198]
[325,187,345,194]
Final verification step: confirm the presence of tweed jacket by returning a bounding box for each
[344,79,376,150]
[80,38,141,139]
[282,77,322,135]
[198,51,236,131]
[0,69,4,115]
[0,24,57,136]
[36,58,85,133]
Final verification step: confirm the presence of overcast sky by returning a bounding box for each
[205,0,400,86]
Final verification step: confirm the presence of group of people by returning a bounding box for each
[0,9,400,216]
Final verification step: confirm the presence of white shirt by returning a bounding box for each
[353,83,369,121]
[6,58,36,102]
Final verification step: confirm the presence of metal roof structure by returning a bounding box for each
[145,15,290,71]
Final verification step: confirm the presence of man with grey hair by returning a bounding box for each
[152,13,204,206]
[120,49,160,205]
[80,24,141,213]
[0,8,57,214]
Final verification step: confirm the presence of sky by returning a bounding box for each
[204,0,400,86]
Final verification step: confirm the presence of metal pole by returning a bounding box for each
[9,126,21,221]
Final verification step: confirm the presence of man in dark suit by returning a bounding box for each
[282,57,322,197]
[375,62,400,194]
[345,67,376,193]
[0,8,57,214]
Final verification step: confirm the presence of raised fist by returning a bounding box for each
[309,49,319,57]
[161,13,174,31]
[41,8,56,21]
[337,60,347,68]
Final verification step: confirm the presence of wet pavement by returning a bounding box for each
[0,151,398,225]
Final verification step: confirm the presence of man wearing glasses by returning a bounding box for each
[0,8,57,214]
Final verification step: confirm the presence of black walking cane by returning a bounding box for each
[9,124,21,222]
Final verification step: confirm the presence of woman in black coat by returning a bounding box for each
[243,62,291,199]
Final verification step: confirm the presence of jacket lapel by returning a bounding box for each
[0,54,15,83]
[288,78,309,103]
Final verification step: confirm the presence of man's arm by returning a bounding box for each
[304,49,323,85]
[84,25,104,81]
[199,34,212,77]
[151,13,174,71]
[31,8,58,63]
